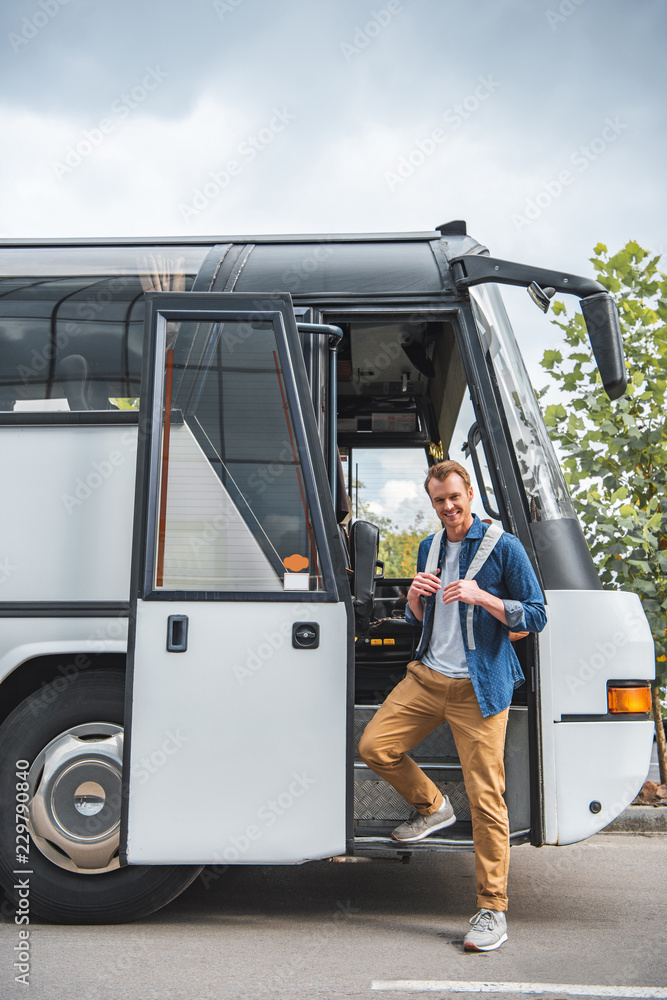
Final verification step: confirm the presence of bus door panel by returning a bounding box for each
[538,589,654,845]
[122,292,347,865]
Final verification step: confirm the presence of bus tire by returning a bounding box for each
[0,668,203,924]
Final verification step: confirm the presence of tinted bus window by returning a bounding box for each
[0,247,209,412]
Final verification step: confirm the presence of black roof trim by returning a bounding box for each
[437,220,467,236]
[0,231,443,249]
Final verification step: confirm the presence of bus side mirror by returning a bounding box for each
[580,292,627,400]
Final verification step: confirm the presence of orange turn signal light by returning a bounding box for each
[607,685,651,714]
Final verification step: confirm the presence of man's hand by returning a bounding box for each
[443,579,508,625]
[408,573,509,627]
[407,570,441,621]
[442,579,483,605]
[409,570,442,598]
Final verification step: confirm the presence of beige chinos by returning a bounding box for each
[358,659,510,912]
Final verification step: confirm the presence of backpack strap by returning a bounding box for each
[463,522,504,650]
[424,530,444,575]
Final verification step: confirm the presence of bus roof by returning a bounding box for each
[0,222,471,247]
[0,227,487,299]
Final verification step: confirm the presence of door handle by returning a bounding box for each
[167,615,188,652]
[292,622,319,649]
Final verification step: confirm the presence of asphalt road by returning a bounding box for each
[1,833,666,1000]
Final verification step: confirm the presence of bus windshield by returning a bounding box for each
[469,284,575,523]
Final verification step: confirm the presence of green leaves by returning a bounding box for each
[541,240,667,685]
[542,349,563,369]
[544,403,567,426]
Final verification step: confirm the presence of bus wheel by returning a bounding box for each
[0,669,202,924]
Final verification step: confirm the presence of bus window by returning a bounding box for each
[346,403,499,582]
[0,248,208,412]
[153,317,325,593]
[470,284,575,523]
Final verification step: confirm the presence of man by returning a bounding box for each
[358,460,546,952]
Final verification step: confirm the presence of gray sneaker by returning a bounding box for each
[463,909,508,951]
[391,796,456,843]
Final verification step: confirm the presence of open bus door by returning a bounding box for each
[121,292,351,866]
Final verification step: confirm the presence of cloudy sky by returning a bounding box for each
[1,0,665,392]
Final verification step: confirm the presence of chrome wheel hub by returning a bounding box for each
[28,723,123,874]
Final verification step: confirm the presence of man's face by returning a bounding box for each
[426,472,474,536]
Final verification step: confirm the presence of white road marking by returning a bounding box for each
[371,983,667,998]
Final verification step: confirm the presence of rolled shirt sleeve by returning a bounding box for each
[500,535,547,635]
[502,598,526,631]
[404,602,420,626]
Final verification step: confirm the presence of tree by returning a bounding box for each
[352,476,434,579]
[378,513,428,578]
[540,240,667,783]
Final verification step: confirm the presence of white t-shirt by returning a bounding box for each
[421,539,469,679]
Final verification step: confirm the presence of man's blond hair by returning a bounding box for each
[424,460,471,495]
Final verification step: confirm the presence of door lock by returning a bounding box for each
[292,622,319,649]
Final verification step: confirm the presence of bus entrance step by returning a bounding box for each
[352,826,475,853]
[353,773,471,824]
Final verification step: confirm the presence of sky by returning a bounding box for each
[0,0,665,524]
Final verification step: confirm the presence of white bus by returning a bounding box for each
[0,224,655,923]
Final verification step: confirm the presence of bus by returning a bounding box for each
[0,223,655,924]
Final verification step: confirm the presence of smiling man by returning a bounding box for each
[358,460,546,952]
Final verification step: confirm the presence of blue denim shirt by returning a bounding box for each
[405,515,546,717]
